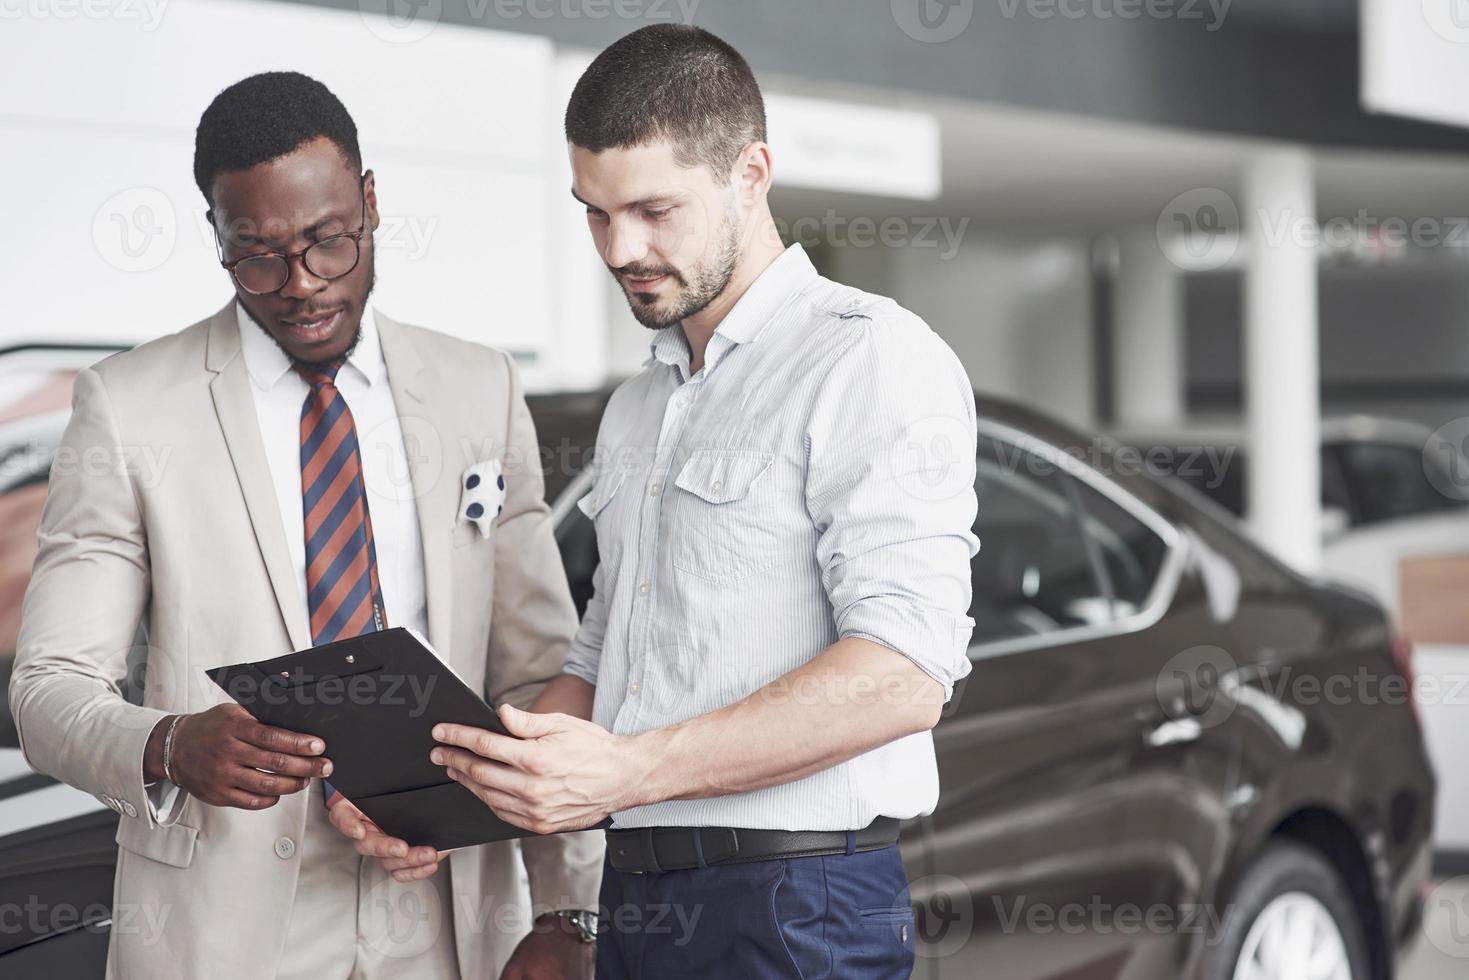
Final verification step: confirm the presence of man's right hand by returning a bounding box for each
[327,796,445,881]
[144,704,332,810]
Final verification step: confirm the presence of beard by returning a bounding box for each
[613,205,742,331]
[263,265,376,372]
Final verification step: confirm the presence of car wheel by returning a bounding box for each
[1205,839,1371,980]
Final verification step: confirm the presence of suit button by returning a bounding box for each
[122,801,137,818]
[274,837,297,860]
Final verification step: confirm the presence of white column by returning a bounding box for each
[1113,229,1185,427]
[1243,149,1322,573]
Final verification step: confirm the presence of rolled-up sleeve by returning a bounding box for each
[803,310,980,701]
[561,556,607,687]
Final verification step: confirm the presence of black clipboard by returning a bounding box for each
[206,627,590,850]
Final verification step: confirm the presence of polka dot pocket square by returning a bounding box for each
[458,459,507,539]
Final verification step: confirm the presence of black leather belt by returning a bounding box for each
[606,817,901,874]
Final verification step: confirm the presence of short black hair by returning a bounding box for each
[565,25,766,181]
[193,71,361,207]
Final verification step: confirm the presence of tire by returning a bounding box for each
[1203,839,1373,980]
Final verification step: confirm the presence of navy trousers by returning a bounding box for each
[594,842,916,979]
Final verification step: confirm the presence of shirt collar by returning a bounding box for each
[236,300,386,390]
[649,243,818,375]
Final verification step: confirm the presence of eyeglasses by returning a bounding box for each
[212,178,369,296]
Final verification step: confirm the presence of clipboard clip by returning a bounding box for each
[256,646,387,689]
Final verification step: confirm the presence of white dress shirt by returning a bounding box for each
[234,300,428,638]
[564,244,980,831]
[148,303,428,819]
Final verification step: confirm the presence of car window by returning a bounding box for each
[1320,447,1353,520]
[1335,441,1461,526]
[1070,475,1171,617]
[969,436,1111,644]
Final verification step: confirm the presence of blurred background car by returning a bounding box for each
[1,378,1439,978]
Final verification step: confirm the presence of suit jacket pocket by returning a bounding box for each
[116,813,198,869]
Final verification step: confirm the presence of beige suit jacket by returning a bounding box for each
[10,302,602,978]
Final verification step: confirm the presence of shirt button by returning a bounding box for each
[274,836,297,860]
[712,481,724,494]
[638,582,650,596]
[629,680,642,694]
[649,482,662,496]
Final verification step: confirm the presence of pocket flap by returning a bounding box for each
[674,450,774,505]
[576,467,626,520]
[116,812,198,869]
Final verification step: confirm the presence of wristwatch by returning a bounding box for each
[543,908,598,944]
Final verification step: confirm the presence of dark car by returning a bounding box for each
[550,396,1436,980]
[0,362,1436,979]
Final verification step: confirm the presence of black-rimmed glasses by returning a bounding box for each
[212,178,369,295]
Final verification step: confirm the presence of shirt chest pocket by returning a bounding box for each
[669,449,781,586]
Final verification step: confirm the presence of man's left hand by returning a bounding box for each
[500,916,594,980]
[431,706,650,834]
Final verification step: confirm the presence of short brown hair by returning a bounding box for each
[565,24,767,182]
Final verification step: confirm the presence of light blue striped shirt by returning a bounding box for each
[564,245,979,831]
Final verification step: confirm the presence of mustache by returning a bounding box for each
[613,263,683,285]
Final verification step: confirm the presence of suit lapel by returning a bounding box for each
[205,303,312,652]
[376,310,457,657]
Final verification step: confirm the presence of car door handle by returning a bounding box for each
[1144,717,1203,748]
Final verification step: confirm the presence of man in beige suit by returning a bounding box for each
[9,71,600,978]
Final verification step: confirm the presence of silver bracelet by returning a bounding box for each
[162,714,185,785]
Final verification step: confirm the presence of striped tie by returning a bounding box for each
[296,358,388,646]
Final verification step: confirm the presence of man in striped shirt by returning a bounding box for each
[428,24,979,979]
